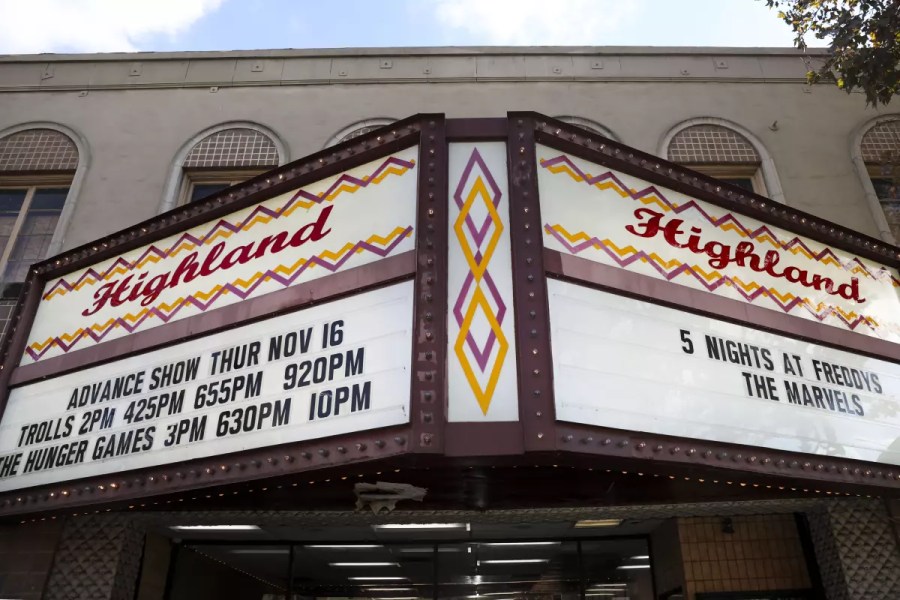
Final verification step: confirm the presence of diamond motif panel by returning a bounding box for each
[447,143,518,421]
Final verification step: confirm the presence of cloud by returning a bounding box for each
[432,0,642,45]
[0,0,224,54]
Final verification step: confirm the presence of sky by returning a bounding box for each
[0,0,821,55]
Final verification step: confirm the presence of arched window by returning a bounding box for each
[553,116,619,141]
[660,119,785,204]
[857,117,900,243]
[323,118,396,148]
[162,124,285,211]
[0,124,84,335]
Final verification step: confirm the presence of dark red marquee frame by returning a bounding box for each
[0,113,897,519]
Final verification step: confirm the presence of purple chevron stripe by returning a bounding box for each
[44,156,416,299]
[454,148,503,248]
[452,269,507,371]
[544,225,876,334]
[540,156,900,286]
[452,148,509,375]
[26,227,413,361]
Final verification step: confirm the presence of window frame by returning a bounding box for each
[0,173,73,289]
[177,169,268,207]
[679,164,767,196]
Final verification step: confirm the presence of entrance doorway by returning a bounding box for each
[163,521,656,599]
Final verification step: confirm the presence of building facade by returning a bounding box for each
[0,47,898,600]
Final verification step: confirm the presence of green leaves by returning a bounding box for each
[762,0,899,105]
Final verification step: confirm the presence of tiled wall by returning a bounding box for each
[679,515,811,598]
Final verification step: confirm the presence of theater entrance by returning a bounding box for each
[161,519,656,600]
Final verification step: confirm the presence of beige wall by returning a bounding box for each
[0,48,897,251]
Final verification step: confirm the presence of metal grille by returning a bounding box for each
[668,125,760,164]
[861,119,900,164]
[0,129,78,172]
[339,125,384,143]
[183,128,279,168]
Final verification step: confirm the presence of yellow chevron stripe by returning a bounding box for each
[544,165,892,280]
[29,227,412,354]
[42,164,413,301]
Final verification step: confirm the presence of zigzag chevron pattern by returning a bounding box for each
[26,226,413,361]
[540,155,899,286]
[43,156,416,300]
[545,224,880,333]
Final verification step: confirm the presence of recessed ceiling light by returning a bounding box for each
[590,583,627,588]
[305,544,383,549]
[629,555,650,560]
[574,519,622,528]
[478,559,550,565]
[330,562,399,567]
[170,525,260,531]
[349,577,409,581]
[616,565,651,569]
[481,542,561,547]
[373,523,469,530]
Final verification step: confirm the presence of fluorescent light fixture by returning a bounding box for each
[305,544,383,549]
[170,525,260,531]
[362,588,414,592]
[585,594,616,597]
[590,583,627,588]
[478,559,550,565]
[373,523,469,530]
[617,565,651,570]
[349,577,408,581]
[380,597,419,600]
[229,549,289,555]
[481,542,561,547]
[330,562,399,567]
[574,519,622,528]
[400,546,462,553]
[629,555,650,560]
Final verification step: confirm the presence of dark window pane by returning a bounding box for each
[1,282,23,300]
[871,177,899,200]
[0,189,26,212]
[29,188,69,210]
[0,190,26,259]
[717,177,755,192]
[3,188,67,283]
[190,183,230,203]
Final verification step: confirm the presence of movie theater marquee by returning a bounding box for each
[0,114,897,506]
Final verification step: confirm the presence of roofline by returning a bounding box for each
[0,45,832,63]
